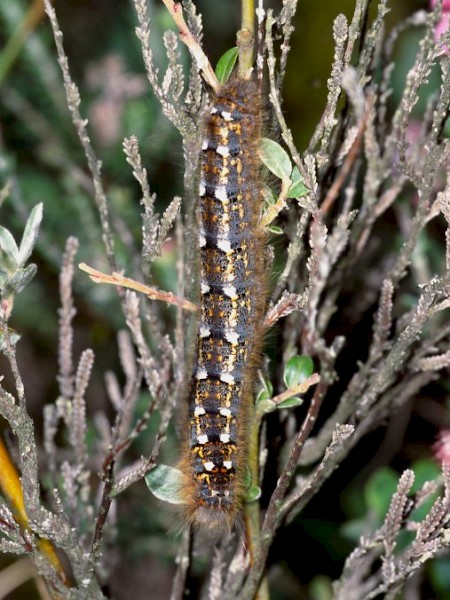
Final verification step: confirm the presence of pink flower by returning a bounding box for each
[435,14,450,41]
[433,429,450,466]
[430,0,450,10]
[430,0,450,52]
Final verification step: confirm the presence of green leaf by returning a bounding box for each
[277,396,303,410]
[409,459,440,521]
[256,376,275,414]
[18,203,43,266]
[262,183,277,207]
[309,575,333,600]
[340,517,368,542]
[258,398,277,414]
[145,464,185,505]
[267,225,283,235]
[256,376,273,403]
[246,485,262,503]
[4,264,37,295]
[411,458,441,491]
[364,467,398,522]
[430,557,450,596]
[0,226,19,266]
[260,138,292,182]
[215,47,238,84]
[287,166,308,198]
[283,355,314,389]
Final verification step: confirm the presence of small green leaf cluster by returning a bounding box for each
[260,138,308,199]
[255,373,274,413]
[0,203,43,298]
[281,354,314,407]
[256,355,314,414]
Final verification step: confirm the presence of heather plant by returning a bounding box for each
[1,1,450,599]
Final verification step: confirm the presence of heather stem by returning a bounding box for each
[238,0,255,78]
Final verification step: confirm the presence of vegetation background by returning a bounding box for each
[1,0,450,599]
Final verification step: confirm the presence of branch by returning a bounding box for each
[160,0,219,91]
[79,262,196,312]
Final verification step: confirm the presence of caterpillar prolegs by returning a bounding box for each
[178,78,267,531]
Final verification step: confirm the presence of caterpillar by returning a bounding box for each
[178,77,267,532]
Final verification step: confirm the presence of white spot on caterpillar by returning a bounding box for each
[220,372,235,384]
[216,145,230,157]
[194,406,206,416]
[197,434,209,445]
[219,433,230,443]
[224,330,239,344]
[199,324,211,338]
[223,460,233,470]
[214,185,228,202]
[202,140,230,157]
[229,316,238,328]
[201,281,210,294]
[199,180,206,196]
[199,226,208,247]
[220,407,232,417]
[195,367,208,380]
[217,238,232,253]
[223,284,238,299]
[210,107,233,121]
[204,461,215,471]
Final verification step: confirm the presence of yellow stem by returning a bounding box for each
[0,438,28,526]
[0,437,69,589]
[272,374,321,406]
[244,402,270,600]
[260,179,290,229]
[238,0,255,78]
[0,0,47,84]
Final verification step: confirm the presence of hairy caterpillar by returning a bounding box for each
[178,77,267,531]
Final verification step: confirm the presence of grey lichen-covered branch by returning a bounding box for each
[334,467,450,599]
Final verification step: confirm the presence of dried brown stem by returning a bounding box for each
[160,0,219,91]
[79,263,197,312]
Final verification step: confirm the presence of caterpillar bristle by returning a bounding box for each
[178,77,267,533]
